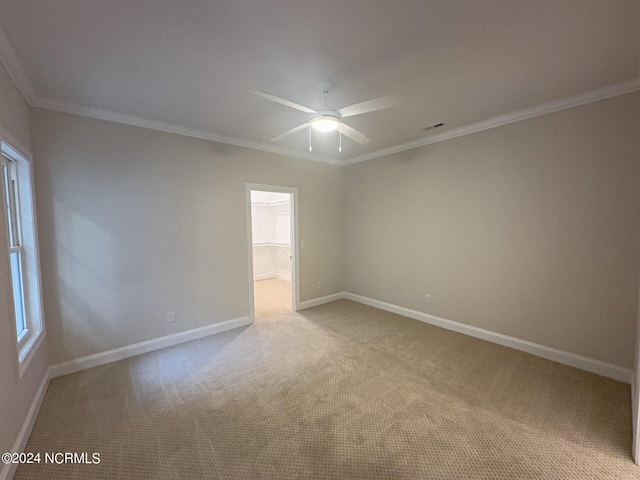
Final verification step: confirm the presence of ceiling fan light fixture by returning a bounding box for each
[310,115,340,132]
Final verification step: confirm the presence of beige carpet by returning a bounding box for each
[254,278,291,320]
[16,300,638,479]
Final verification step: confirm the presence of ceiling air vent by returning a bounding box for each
[423,122,444,132]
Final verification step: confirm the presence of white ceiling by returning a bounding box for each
[0,0,639,164]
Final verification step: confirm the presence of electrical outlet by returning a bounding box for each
[301,241,305,249]
[317,281,321,289]
[167,311,176,323]
[424,294,431,304]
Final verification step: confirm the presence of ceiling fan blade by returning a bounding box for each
[254,91,317,114]
[338,95,401,118]
[340,123,371,145]
[270,123,309,142]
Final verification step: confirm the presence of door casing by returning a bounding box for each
[245,183,299,322]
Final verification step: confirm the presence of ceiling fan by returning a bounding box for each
[254,89,400,152]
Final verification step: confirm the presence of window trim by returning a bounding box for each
[3,159,28,341]
[1,141,46,379]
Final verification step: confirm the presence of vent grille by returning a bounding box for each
[423,122,445,132]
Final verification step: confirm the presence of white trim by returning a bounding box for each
[251,242,292,282]
[0,25,37,104]
[246,184,300,320]
[343,292,633,383]
[246,187,255,322]
[252,273,292,282]
[17,330,44,379]
[343,78,640,165]
[0,315,253,480]
[0,366,51,480]
[290,189,300,312]
[296,291,633,382]
[254,273,277,281]
[632,267,640,463]
[0,125,30,163]
[50,316,252,378]
[298,292,346,310]
[276,273,291,282]
[1,141,47,381]
[0,140,32,163]
[1,21,639,166]
[253,200,290,207]
[252,242,291,247]
[35,78,640,167]
[34,98,343,166]
[0,293,631,480]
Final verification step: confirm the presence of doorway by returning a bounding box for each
[246,184,299,321]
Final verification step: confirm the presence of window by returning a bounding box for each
[1,142,44,377]
[2,156,27,338]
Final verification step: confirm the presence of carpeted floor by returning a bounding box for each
[15,299,639,479]
[254,278,291,320]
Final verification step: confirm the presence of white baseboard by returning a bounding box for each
[50,316,252,378]
[298,292,346,310]
[1,315,253,480]
[276,273,291,282]
[254,273,291,282]
[0,366,51,480]
[0,293,631,480]
[343,292,633,384]
[254,273,276,281]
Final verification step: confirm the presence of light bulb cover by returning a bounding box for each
[310,115,340,132]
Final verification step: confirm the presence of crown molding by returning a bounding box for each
[1,21,638,167]
[36,77,640,168]
[0,23,341,165]
[0,25,37,104]
[32,97,343,165]
[0,123,31,161]
[343,77,640,165]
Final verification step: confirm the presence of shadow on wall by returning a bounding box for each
[41,155,250,364]
[46,197,122,362]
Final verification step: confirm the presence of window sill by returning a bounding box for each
[17,329,45,380]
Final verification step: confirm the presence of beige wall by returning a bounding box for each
[0,62,31,150]
[31,108,344,365]
[344,92,640,369]
[0,64,49,467]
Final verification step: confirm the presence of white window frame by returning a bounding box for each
[3,156,27,341]
[1,141,45,379]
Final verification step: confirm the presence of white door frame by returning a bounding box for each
[246,183,300,322]
[633,271,640,464]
